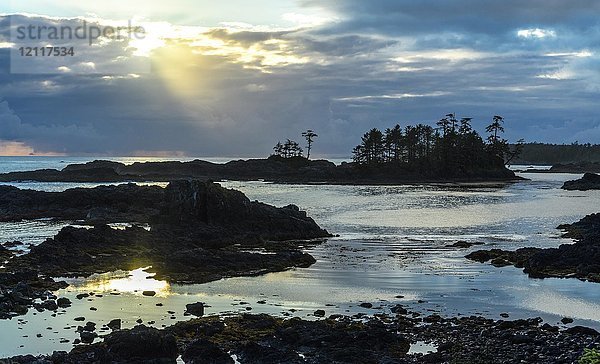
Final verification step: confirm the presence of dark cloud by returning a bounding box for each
[1,4,599,156]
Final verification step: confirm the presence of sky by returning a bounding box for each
[0,1,599,156]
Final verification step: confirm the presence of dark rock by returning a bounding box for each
[107,319,121,330]
[83,322,96,332]
[142,290,156,297]
[182,339,234,364]
[74,317,85,322]
[359,302,373,309]
[56,297,71,308]
[562,172,600,191]
[446,241,484,249]
[102,325,178,361]
[561,317,574,324]
[565,326,599,336]
[186,302,205,317]
[391,304,408,315]
[466,215,600,283]
[79,331,97,344]
[313,309,326,317]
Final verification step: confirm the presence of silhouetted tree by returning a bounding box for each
[273,141,284,157]
[384,125,403,162]
[302,130,318,160]
[486,115,509,159]
[273,139,303,158]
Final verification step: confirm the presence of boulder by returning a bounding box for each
[186,302,205,317]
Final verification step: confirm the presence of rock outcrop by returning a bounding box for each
[467,214,600,282]
[562,173,600,191]
[0,181,330,318]
[0,183,163,223]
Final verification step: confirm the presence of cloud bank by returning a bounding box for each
[0,1,599,156]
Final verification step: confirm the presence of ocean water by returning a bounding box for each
[0,158,599,356]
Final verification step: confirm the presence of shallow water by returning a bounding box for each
[0,158,599,357]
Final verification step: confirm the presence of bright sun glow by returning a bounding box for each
[70,267,171,297]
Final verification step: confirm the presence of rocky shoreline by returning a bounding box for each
[466,213,600,282]
[562,172,600,191]
[4,310,599,363]
[0,181,331,319]
[0,156,521,185]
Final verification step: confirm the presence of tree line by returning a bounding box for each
[511,142,600,164]
[352,114,521,175]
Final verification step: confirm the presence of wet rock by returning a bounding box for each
[562,173,600,191]
[102,325,178,361]
[56,297,71,308]
[446,241,484,249]
[391,304,408,315]
[561,317,574,324]
[107,319,121,330]
[79,331,97,344]
[142,290,156,297]
[182,339,234,364]
[3,181,330,296]
[186,302,205,317]
[359,302,373,309]
[74,317,85,322]
[565,326,599,336]
[313,309,326,317]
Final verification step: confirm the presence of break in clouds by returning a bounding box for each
[0,0,599,156]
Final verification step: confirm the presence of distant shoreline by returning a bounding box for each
[0,156,524,186]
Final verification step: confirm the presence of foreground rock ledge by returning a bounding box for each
[5,313,599,364]
[0,181,331,319]
[466,213,600,282]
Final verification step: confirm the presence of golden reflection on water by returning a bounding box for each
[70,267,171,297]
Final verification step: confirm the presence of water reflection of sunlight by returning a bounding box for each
[69,267,171,297]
